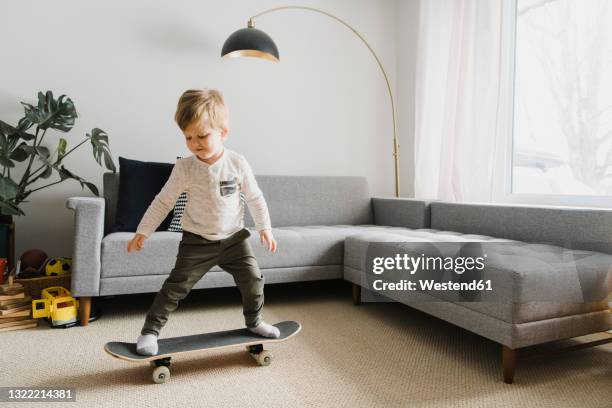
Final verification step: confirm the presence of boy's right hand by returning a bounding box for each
[127,233,147,252]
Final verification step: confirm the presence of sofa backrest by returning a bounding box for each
[103,173,373,233]
[430,201,612,254]
[243,175,373,227]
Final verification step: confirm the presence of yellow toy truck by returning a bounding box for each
[32,286,79,327]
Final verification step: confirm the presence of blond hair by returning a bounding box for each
[175,89,229,131]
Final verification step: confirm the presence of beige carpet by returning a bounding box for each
[1,280,610,408]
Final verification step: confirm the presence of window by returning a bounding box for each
[512,0,612,203]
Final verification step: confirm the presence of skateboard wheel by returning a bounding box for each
[152,366,170,384]
[254,350,272,366]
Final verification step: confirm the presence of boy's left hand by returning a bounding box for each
[259,229,277,252]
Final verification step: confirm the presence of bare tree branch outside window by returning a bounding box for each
[514,0,612,195]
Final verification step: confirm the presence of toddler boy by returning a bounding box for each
[127,89,279,355]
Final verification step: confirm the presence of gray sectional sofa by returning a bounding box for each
[67,174,612,383]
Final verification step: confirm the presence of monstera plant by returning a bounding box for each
[0,91,116,216]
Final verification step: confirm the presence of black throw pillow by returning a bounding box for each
[110,156,175,233]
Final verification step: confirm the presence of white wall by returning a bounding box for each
[1,0,416,260]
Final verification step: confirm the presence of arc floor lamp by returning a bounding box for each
[221,5,401,197]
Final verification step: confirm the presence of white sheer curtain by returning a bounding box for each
[413,0,516,202]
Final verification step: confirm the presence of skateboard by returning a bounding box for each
[104,320,301,383]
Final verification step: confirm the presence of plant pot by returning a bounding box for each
[0,214,15,275]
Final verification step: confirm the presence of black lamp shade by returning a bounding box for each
[221,27,280,62]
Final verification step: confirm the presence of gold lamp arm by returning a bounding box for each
[250,6,400,197]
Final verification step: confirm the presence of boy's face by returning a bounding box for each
[183,119,228,161]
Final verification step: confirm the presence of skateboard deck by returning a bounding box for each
[104,320,301,383]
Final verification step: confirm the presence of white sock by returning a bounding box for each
[248,321,280,338]
[136,334,158,356]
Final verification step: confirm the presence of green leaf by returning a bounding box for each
[33,146,54,179]
[58,165,75,181]
[0,127,15,168]
[20,91,77,132]
[84,181,99,196]
[0,177,19,200]
[57,165,101,197]
[16,131,35,142]
[10,143,29,162]
[20,145,50,161]
[0,119,34,165]
[6,118,36,141]
[0,199,24,216]
[0,120,14,137]
[103,150,115,172]
[57,138,67,164]
[21,145,36,155]
[16,117,33,132]
[0,132,8,162]
[0,156,14,168]
[91,128,108,143]
[40,166,53,179]
[87,128,116,172]
[35,146,50,158]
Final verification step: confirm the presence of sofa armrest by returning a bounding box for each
[372,197,431,229]
[66,197,105,297]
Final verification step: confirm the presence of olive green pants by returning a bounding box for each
[141,228,264,336]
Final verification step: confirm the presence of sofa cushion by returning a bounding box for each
[344,230,612,324]
[343,228,514,271]
[109,157,175,233]
[101,225,395,279]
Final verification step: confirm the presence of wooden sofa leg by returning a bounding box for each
[352,283,361,305]
[79,297,91,326]
[502,345,517,384]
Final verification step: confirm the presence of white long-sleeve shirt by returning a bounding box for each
[135,148,272,240]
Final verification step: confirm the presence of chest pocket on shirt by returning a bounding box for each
[219,177,239,197]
